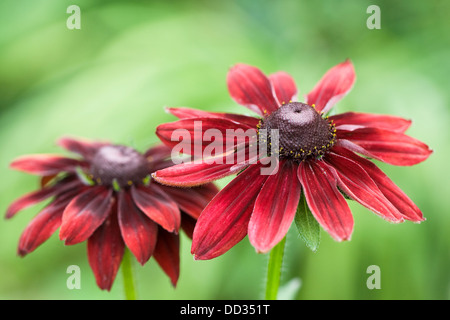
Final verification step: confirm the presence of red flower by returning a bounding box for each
[153,60,432,260]
[6,137,217,290]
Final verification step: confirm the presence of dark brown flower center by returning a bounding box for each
[90,145,149,187]
[258,102,336,161]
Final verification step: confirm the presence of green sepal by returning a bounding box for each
[142,175,151,186]
[75,166,95,186]
[294,192,320,252]
[112,178,121,192]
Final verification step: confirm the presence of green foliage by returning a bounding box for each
[295,193,321,253]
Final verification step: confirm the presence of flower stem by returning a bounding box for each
[121,248,138,300]
[265,236,286,300]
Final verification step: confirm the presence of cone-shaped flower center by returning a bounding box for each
[90,145,149,187]
[259,102,336,161]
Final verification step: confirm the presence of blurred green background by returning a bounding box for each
[0,0,449,300]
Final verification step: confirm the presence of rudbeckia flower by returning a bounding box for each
[153,60,432,260]
[6,137,218,290]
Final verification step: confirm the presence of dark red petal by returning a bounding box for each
[117,190,158,265]
[227,64,279,116]
[336,127,433,166]
[6,187,59,220]
[269,72,298,105]
[156,117,256,156]
[5,176,82,219]
[59,186,114,245]
[158,183,219,219]
[330,112,412,133]
[18,200,64,256]
[192,163,271,260]
[165,107,261,127]
[305,59,356,114]
[10,154,85,176]
[57,136,109,160]
[249,160,301,253]
[17,186,86,255]
[332,146,424,222]
[150,159,180,173]
[130,184,180,233]
[87,212,124,291]
[152,157,245,187]
[324,151,405,222]
[180,214,197,239]
[297,160,354,241]
[144,144,172,164]
[153,228,180,287]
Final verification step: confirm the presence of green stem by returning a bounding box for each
[265,236,286,300]
[121,248,138,300]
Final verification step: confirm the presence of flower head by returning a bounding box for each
[153,60,432,260]
[6,137,218,290]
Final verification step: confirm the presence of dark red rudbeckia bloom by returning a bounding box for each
[153,60,432,260]
[6,137,217,290]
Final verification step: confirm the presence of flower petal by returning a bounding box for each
[5,176,82,219]
[117,190,158,265]
[6,186,59,220]
[156,117,256,156]
[130,184,180,233]
[336,127,433,166]
[57,136,109,160]
[192,163,270,260]
[10,154,85,176]
[297,160,354,241]
[180,214,197,239]
[158,183,218,219]
[305,59,356,114]
[153,228,180,287]
[324,149,405,222]
[152,156,245,187]
[87,212,124,291]
[144,143,171,159]
[248,160,301,253]
[227,64,279,116]
[165,107,261,128]
[269,71,298,105]
[330,112,412,133]
[17,186,86,255]
[18,200,64,256]
[59,186,114,245]
[144,145,175,172]
[332,147,424,222]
